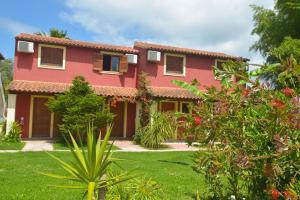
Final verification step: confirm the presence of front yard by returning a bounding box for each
[0,151,203,200]
[0,142,25,150]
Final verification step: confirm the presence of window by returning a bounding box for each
[103,54,120,72]
[164,53,186,76]
[180,102,191,113]
[214,60,227,79]
[38,44,66,69]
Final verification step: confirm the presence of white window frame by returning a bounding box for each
[164,53,186,77]
[214,59,227,80]
[38,44,66,70]
[179,101,192,114]
[101,51,123,75]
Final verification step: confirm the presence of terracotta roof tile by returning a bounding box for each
[151,87,200,99]
[8,80,137,98]
[8,81,201,100]
[16,33,139,54]
[134,41,247,60]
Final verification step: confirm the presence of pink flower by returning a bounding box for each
[194,116,202,126]
[269,99,285,109]
[282,87,294,97]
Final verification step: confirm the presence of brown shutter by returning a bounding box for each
[119,55,128,73]
[93,53,103,71]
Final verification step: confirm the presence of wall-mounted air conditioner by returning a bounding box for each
[126,54,138,64]
[147,50,161,62]
[17,41,34,53]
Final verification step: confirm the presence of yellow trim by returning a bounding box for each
[123,101,128,138]
[158,100,179,112]
[29,95,54,138]
[179,101,192,114]
[38,44,66,70]
[164,53,186,77]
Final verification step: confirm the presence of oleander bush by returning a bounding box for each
[174,57,300,199]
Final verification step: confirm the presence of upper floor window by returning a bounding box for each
[103,54,120,72]
[93,52,128,75]
[38,44,66,70]
[164,53,186,76]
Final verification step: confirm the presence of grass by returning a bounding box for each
[0,142,25,150]
[53,140,119,150]
[0,151,203,200]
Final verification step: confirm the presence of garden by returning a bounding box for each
[0,1,300,199]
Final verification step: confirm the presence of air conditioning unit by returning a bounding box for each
[17,41,34,53]
[147,50,161,62]
[126,54,138,64]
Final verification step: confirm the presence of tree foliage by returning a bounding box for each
[136,71,153,128]
[0,59,13,99]
[35,28,70,39]
[47,76,113,136]
[251,0,300,62]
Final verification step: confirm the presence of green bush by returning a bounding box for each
[140,112,177,149]
[106,171,161,200]
[4,122,22,143]
[47,76,114,137]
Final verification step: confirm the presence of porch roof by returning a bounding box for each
[8,80,137,98]
[8,80,200,100]
[151,87,200,100]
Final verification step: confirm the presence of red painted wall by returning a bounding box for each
[15,94,31,138]
[135,47,221,89]
[14,41,137,88]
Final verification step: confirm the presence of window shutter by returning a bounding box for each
[119,55,128,73]
[93,53,103,71]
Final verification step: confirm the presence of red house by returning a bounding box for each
[6,33,243,139]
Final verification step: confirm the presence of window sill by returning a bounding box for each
[163,73,185,77]
[38,65,65,70]
[101,71,122,75]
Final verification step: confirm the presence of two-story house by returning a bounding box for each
[6,33,244,139]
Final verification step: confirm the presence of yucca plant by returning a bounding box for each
[43,124,132,200]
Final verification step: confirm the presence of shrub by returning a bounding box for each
[4,122,22,143]
[43,124,132,200]
[140,112,177,149]
[174,58,300,199]
[106,172,161,200]
[47,76,114,136]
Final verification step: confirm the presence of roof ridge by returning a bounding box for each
[16,33,138,54]
[134,40,247,60]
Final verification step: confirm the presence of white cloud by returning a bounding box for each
[61,0,274,64]
[0,17,38,35]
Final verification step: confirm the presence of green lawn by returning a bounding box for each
[53,141,119,150]
[0,142,25,150]
[0,151,203,200]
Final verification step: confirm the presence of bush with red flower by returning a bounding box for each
[173,58,300,199]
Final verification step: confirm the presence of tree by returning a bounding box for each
[0,59,13,99]
[47,76,113,136]
[251,0,300,63]
[35,28,70,39]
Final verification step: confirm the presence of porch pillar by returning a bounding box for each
[6,94,17,134]
[135,102,141,131]
[150,101,158,124]
[123,101,128,138]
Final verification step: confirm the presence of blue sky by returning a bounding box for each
[1,0,274,63]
